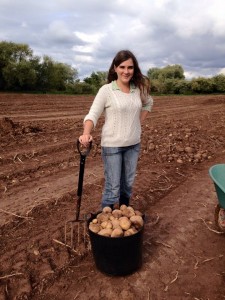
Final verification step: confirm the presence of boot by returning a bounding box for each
[109,204,114,210]
[119,195,129,207]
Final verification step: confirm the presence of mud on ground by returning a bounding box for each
[0,93,225,300]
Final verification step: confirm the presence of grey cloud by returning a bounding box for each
[0,0,225,79]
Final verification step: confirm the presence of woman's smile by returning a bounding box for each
[114,58,134,85]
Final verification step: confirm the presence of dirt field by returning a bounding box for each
[1,93,225,300]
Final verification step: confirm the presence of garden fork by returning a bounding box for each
[65,139,92,251]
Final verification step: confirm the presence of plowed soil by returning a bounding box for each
[1,93,225,300]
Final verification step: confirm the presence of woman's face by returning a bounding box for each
[114,58,134,85]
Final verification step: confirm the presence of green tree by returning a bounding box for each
[163,65,185,79]
[3,60,37,91]
[66,82,95,94]
[36,56,55,91]
[148,64,185,94]
[212,74,225,93]
[150,79,166,94]
[49,62,78,91]
[83,71,107,92]
[173,79,191,94]
[148,65,185,80]
[36,56,78,92]
[0,41,33,89]
[147,67,161,79]
[190,77,214,94]
[0,41,79,92]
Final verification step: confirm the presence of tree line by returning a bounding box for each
[147,65,225,94]
[1,41,225,94]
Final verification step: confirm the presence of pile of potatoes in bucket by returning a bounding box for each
[89,205,144,237]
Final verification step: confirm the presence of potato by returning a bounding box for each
[97,212,109,223]
[130,215,144,229]
[111,227,123,238]
[101,220,113,229]
[124,227,138,236]
[119,216,131,230]
[121,207,128,216]
[112,209,123,219]
[100,221,107,229]
[89,223,101,233]
[127,206,135,213]
[122,207,135,218]
[91,206,144,237]
[134,210,143,217]
[120,204,127,211]
[98,228,112,237]
[102,206,112,213]
[111,219,121,229]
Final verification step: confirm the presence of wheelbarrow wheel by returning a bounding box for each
[214,204,225,232]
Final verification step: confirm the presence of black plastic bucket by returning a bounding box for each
[88,213,144,276]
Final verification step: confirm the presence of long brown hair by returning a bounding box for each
[107,50,150,103]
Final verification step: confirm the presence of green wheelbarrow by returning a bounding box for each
[209,164,225,230]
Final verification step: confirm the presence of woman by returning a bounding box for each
[79,50,153,208]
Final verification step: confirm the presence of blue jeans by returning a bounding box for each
[101,143,140,208]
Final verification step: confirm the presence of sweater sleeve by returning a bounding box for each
[83,85,108,127]
[142,95,154,112]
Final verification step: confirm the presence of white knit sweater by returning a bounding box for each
[84,81,153,147]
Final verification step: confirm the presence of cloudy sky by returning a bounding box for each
[1,0,225,80]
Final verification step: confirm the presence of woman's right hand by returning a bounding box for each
[79,134,93,147]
